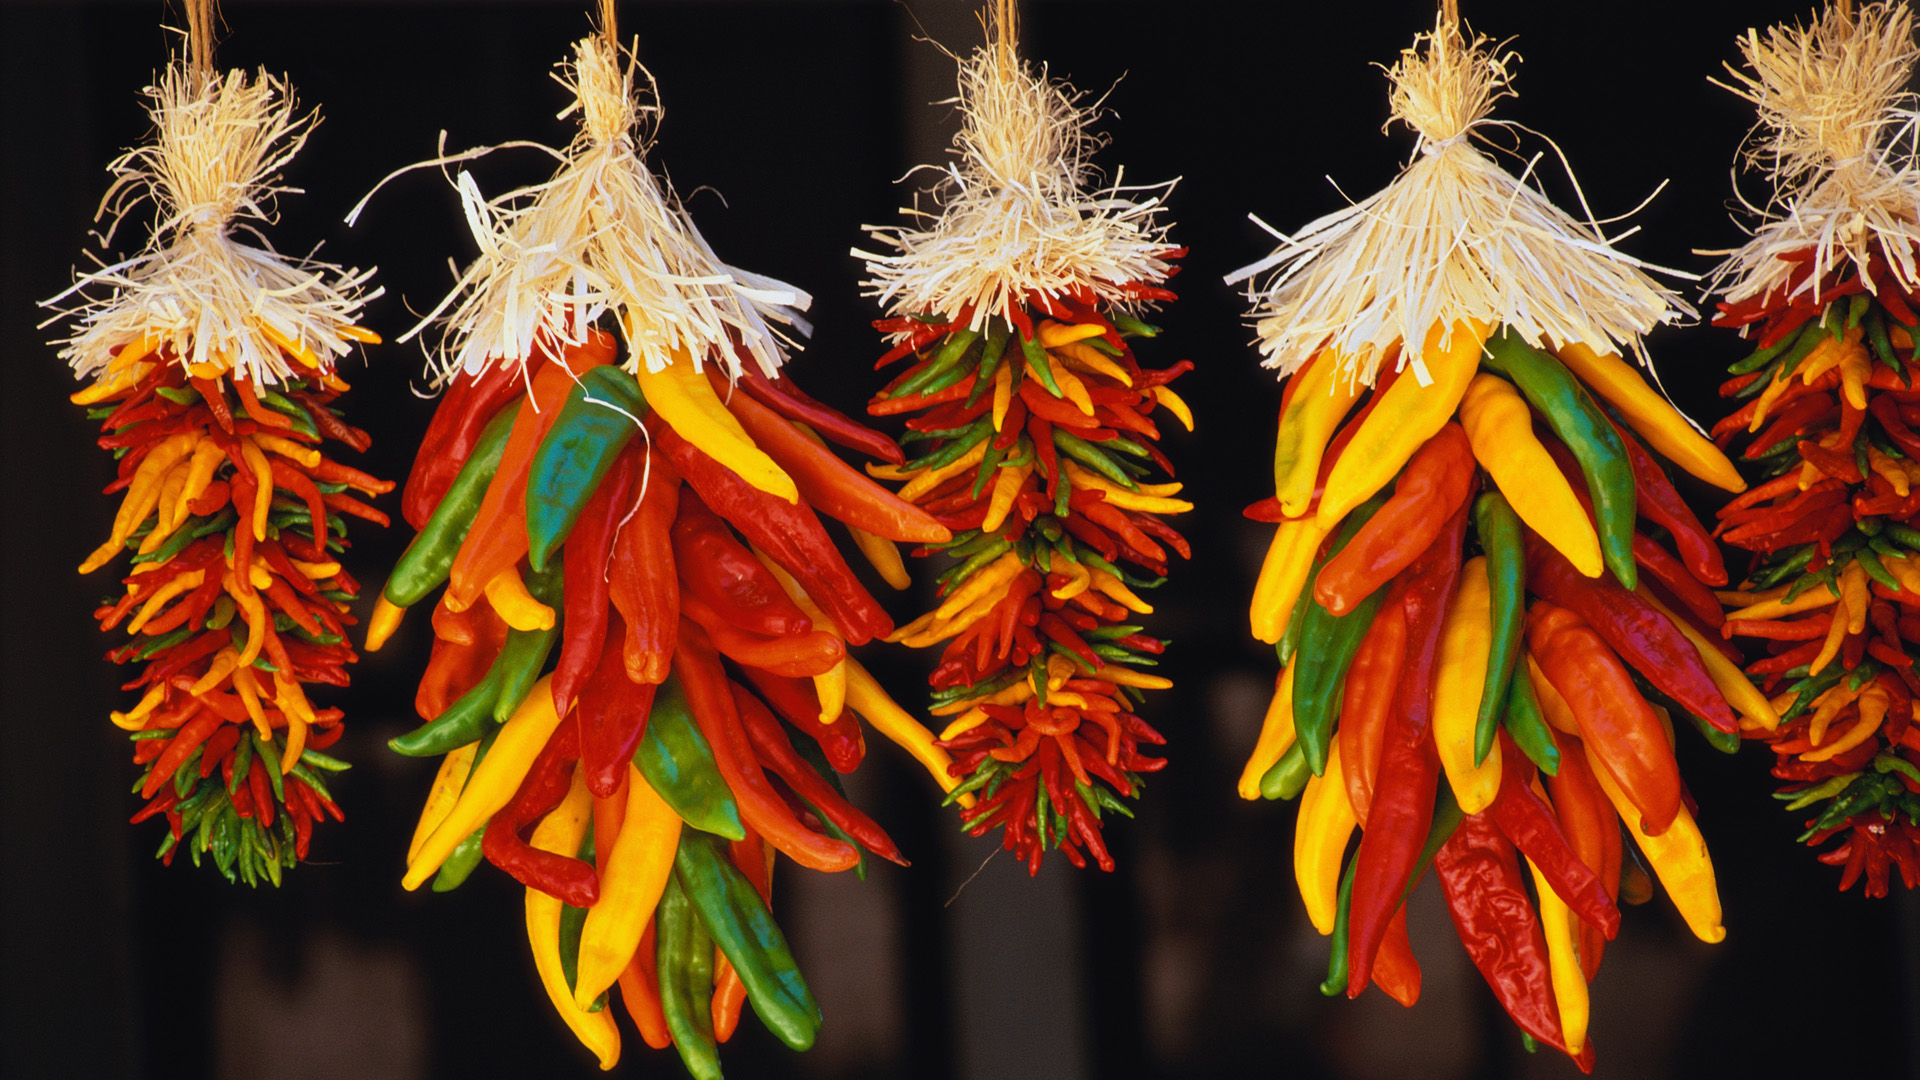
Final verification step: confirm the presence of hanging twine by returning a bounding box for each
[184,0,217,90]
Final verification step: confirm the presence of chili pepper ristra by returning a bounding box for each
[854,0,1185,874]
[1228,15,1751,1068]
[46,11,385,884]
[363,12,948,1075]
[1706,0,1920,897]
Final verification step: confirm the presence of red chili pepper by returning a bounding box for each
[1487,732,1620,938]
[402,360,528,529]
[735,668,865,772]
[608,446,680,684]
[577,610,659,799]
[1608,419,1727,586]
[1314,424,1475,615]
[140,711,226,799]
[1345,704,1439,997]
[481,719,600,907]
[1392,499,1471,746]
[551,449,637,716]
[671,491,812,638]
[681,590,845,678]
[1527,602,1682,836]
[1634,535,1724,630]
[1435,812,1590,1069]
[674,622,859,872]
[1525,536,1736,733]
[731,683,904,865]
[718,376,949,543]
[738,366,904,464]
[1340,596,1407,827]
[654,421,893,646]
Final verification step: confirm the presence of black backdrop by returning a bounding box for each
[4,2,1916,1078]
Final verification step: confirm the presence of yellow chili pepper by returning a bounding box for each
[188,646,242,697]
[109,683,169,731]
[1295,740,1358,935]
[1050,556,1091,601]
[847,525,910,590]
[636,355,798,504]
[1238,662,1297,800]
[1553,341,1744,493]
[407,742,477,864]
[899,439,989,502]
[1029,357,1094,415]
[1637,589,1781,731]
[934,551,1024,621]
[1317,319,1490,530]
[256,322,327,371]
[174,438,229,528]
[1842,562,1870,635]
[1092,664,1172,691]
[223,573,269,667]
[485,566,557,631]
[1433,557,1502,813]
[1037,320,1108,349]
[1152,386,1194,431]
[1869,446,1911,496]
[290,558,342,579]
[1805,685,1889,762]
[254,432,321,468]
[1806,682,1866,747]
[1249,517,1331,645]
[1810,589,1851,676]
[992,359,1016,431]
[525,765,621,1069]
[1062,461,1194,514]
[126,569,205,634]
[1272,347,1363,515]
[404,675,567,889]
[238,437,274,542]
[80,431,201,572]
[364,595,406,653]
[1585,740,1724,943]
[1055,340,1133,386]
[1089,567,1152,615]
[232,665,272,739]
[845,658,971,806]
[1525,851,1590,1055]
[1796,327,1862,386]
[1726,587,1839,623]
[575,765,683,1009]
[982,461,1032,533]
[1459,373,1604,578]
[142,462,191,553]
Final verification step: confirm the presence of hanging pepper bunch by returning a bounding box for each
[368,34,960,1076]
[1706,1,1920,896]
[855,2,1184,873]
[1228,22,1754,1067]
[49,58,384,884]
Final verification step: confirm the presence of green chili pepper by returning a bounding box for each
[656,877,722,1080]
[1890,524,1920,551]
[637,679,746,841]
[1482,329,1637,589]
[492,556,564,724]
[1052,429,1140,490]
[384,408,516,607]
[1683,709,1741,755]
[1110,313,1158,338]
[675,829,822,1050]
[937,538,1012,593]
[1473,492,1526,766]
[1259,742,1312,801]
[1501,671,1561,776]
[905,418,992,471]
[1867,307,1905,379]
[131,520,200,565]
[1319,855,1359,996]
[1019,330,1062,396]
[525,366,647,573]
[892,329,980,399]
[1732,365,1781,399]
[1404,783,1465,900]
[1293,493,1392,775]
[1729,323,1804,374]
[388,665,504,757]
[1858,548,1902,592]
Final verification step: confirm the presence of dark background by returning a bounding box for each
[4,1,1915,1078]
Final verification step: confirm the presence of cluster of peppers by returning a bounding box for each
[73,327,387,885]
[1245,320,1754,1067]
[373,328,960,1075]
[865,279,1191,873]
[1711,241,1920,896]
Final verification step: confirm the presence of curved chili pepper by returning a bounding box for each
[552,448,638,717]
[383,407,516,609]
[732,684,904,865]
[481,720,599,908]
[608,446,679,684]
[1483,328,1637,590]
[739,366,904,465]
[1544,729,1619,981]
[492,558,564,724]
[1313,424,1475,615]
[444,361,578,609]
[1487,731,1619,938]
[1609,419,1727,586]
[736,668,865,772]
[635,678,745,841]
[655,876,721,1080]
[1340,598,1407,826]
[1394,499,1472,747]
[673,829,822,1051]
[576,610,659,800]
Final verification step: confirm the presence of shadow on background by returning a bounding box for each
[2,1,1914,1078]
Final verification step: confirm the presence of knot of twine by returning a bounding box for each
[1387,17,1514,151]
[574,35,642,154]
